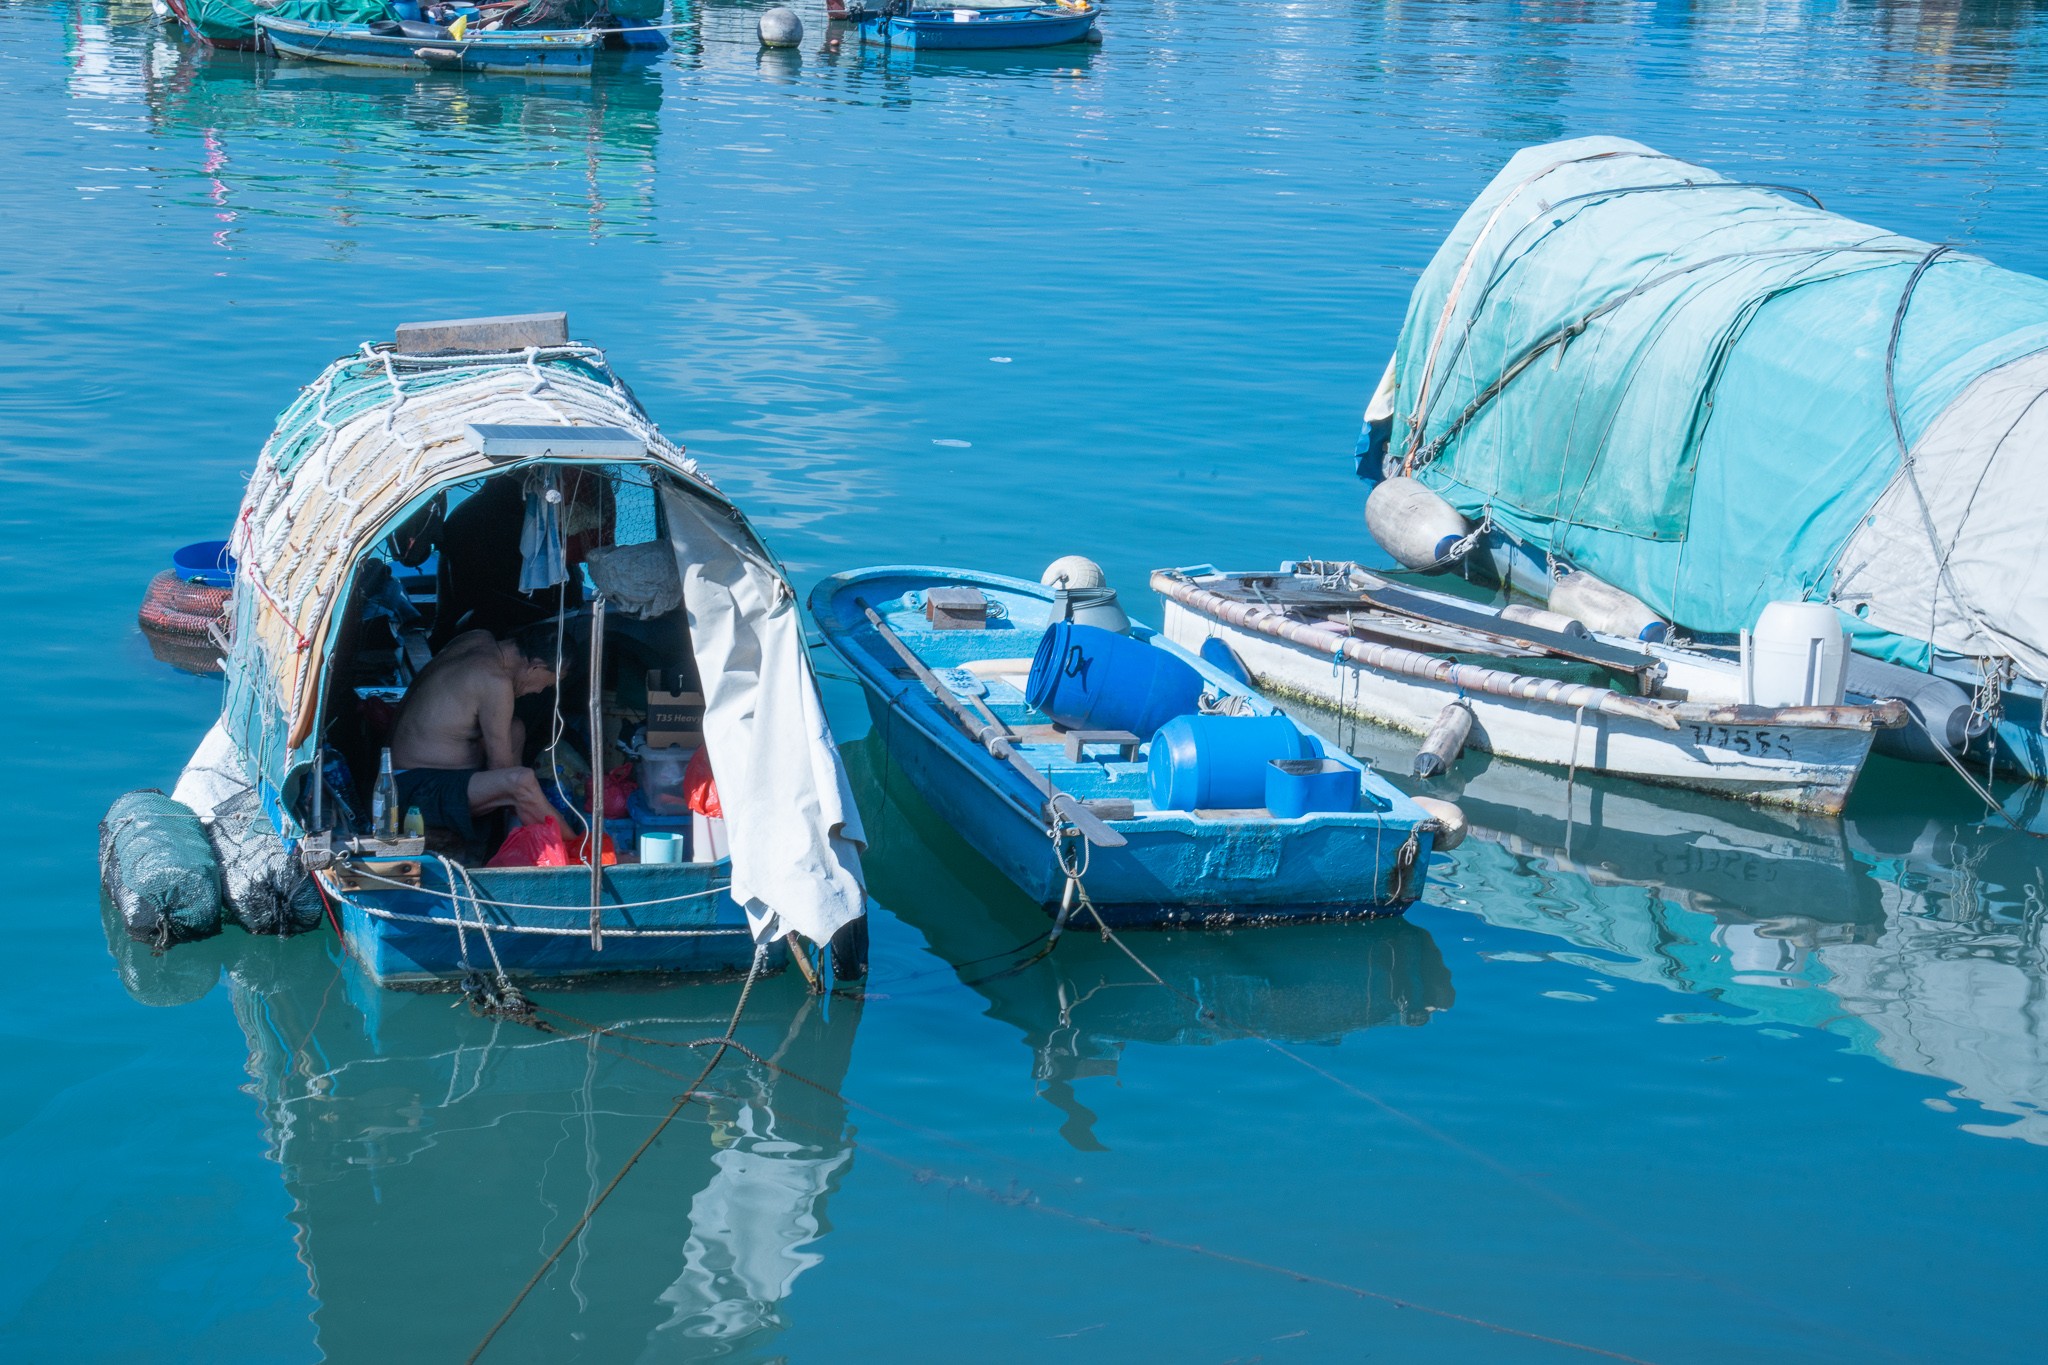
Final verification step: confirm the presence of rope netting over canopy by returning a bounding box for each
[221,342,726,786]
[1378,135,2048,677]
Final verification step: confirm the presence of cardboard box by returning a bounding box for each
[925,586,989,631]
[646,669,706,748]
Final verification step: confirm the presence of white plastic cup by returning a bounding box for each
[638,831,680,864]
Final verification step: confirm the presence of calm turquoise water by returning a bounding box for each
[7,1,2048,1360]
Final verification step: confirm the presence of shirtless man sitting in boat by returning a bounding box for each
[389,625,560,843]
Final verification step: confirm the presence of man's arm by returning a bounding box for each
[477,674,523,771]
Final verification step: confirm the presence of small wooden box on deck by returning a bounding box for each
[335,836,427,890]
[334,858,424,891]
[925,587,989,631]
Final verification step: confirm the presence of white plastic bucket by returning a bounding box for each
[691,814,728,864]
[1744,602,1848,707]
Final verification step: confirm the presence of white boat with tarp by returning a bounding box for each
[101,313,868,992]
[1357,134,2048,782]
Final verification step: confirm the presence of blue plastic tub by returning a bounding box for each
[1027,621,1204,740]
[629,788,693,842]
[1266,758,1360,818]
[172,539,236,588]
[1148,714,1319,811]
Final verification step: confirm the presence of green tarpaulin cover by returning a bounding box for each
[1380,136,2048,678]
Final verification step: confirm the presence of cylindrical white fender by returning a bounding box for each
[1365,477,1472,572]
[1412,700,1473,778]
[1548,570,1668,643]
[1410,796,1466,852]
[1498,604,1590,639]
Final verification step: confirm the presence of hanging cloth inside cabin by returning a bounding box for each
[518,470,569,593]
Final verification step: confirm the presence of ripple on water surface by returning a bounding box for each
[5,2,2048,1362]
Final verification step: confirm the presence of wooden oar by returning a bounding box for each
[860,605,1127,849]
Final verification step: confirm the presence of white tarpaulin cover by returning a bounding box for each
[662,484,868,945]
[1833,348,2048,680]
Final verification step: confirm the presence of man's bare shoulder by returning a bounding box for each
[441,629,500,660]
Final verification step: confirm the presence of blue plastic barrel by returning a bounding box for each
[1027,621,1204,740]
[172,539,237,588]
[1265,758,1359,818]
[1148,714,1319,811]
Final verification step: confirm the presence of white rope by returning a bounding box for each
[337,863,733,912]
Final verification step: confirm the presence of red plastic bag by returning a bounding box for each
[603,762,636,820]
[486,819,619,868]
[684,746,722,818]
[488,818,570,868]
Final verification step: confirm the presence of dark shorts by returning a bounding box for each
[394,767,479,842]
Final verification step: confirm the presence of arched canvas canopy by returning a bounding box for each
[222,336,865,945]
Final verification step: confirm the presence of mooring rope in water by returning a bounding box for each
[524,1005,1661,1364]
[465,941,768,1363]
[1907,711,2045,838]
[1040,873,1884,1356]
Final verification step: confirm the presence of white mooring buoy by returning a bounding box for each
[1041,554,1107,590]
[1410,796,1467,852]
[759,6,804,47]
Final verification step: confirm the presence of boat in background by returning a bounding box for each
[810,563,1443,925]
[164,0,668,53]
[1154,561,1906,813]
[256,14,601,75]
[848,2,1099,50]
[1358,134,2048,780]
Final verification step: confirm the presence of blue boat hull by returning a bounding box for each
[859,7,1096,50]
[321,857,771,987]
[812,567,1434,924]
[257,16,600,75]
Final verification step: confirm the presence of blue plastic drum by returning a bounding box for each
[1147,714,1320,812]
[1027,621,1204,740]
[172,539,237,588]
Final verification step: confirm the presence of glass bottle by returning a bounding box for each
[373,748,401,840]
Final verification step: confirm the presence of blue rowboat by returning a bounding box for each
[256,15,600,75]
[854,4,1098,51]
[810,566,1439,925]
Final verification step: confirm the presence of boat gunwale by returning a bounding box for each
[254,14,601,47]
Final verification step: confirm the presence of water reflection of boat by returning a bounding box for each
[841,731,1452,1147]
[1316,710,2048,1144]
[138,40,665,236]
[108,927,863,1357]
